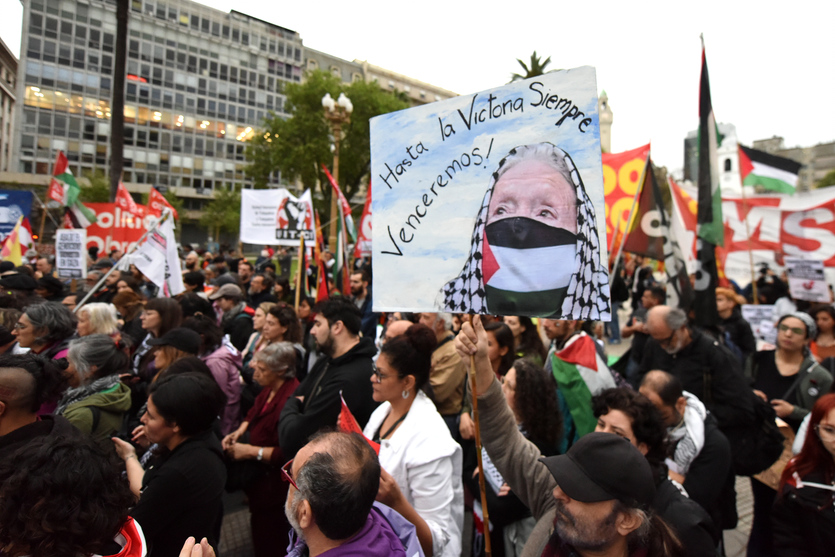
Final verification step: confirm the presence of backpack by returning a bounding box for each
[719,393,785,476]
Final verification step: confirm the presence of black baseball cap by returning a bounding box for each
[540,432,656,509]
[147,327,201,355]
[0,274,38,291]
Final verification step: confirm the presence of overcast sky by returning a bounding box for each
[3,0,833,173]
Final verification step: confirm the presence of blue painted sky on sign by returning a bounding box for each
[370,66,606,312]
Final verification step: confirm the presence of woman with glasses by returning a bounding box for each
[11,302,76,361]
[363,323,463,557]
[133,298,182,379]
[744,311,832,557]
[221,342,299,557]
[772,393,835,556]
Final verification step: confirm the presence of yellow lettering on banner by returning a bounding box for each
[603,164,617,196]
[618,158,645,196]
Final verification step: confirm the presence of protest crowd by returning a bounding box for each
[0,239,833,557]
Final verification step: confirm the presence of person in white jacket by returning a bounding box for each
[363,323,463,557]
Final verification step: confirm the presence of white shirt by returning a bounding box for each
[364,391,464,557]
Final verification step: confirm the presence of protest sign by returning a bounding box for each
[131,215,184,296]
[84,202,154,254]
[741,304,777,344]
[370,67,610,320]
[785,257,828,302]
[55,229,87,279]
[240,189,315,246]
[0,190,33,242]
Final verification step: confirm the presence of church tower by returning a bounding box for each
[598,90,613,153]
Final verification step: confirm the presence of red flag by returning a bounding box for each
[353,186,372,259]
[337,393,380,454]
[115,182,139,215]
[321,164,356,241]
[148,187,179,220]
[314,211,329,303]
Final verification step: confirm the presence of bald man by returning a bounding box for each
[0,354,77,458]
[638,305,753,430]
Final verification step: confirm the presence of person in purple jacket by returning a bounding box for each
[283,431,422,557]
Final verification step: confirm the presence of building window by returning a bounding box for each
[724,158,732,172]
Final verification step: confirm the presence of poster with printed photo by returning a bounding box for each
[370,66,610,319]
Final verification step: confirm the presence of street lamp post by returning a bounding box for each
[321,92,353,251]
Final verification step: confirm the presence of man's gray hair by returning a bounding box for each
[252,341,296,379]
[436,312,453,331]
[25,302,77,345]
[663,307,688,331]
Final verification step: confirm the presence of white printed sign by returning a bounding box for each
[240,189,315,246]
[785,257,828,302]
[55,229,87,279]
[741,304,777,344]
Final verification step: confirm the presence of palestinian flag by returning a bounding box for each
[738,145,801,194]
[49,151,97,227]
[695,39,721,328]
[332,203,350,296]
[483,217,575,316]
[322,164,357,242]
[550,333,616,437]
[314,211,329,303]
[337,392,380,454]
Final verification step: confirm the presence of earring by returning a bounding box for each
[402,389,409,399]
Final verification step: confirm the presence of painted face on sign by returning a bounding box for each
[487,160,577,233]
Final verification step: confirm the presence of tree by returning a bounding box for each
[816,169,835,189]
[77,170,112,203]
[245,70,410,221]
[199,186,240,243]
[510,51,552,82]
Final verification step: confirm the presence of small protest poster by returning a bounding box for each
[370,66,610,319]
[785,257,828,302]
[240,189,315,246]
[741,304,777,344]
[55,229,87,279]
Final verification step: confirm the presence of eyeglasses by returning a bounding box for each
[814,424,835,440]
[778,324,805,336]
[13,322,26,330]
[372,363,392,384]
[281,459,298,490]
[655,330,676,347]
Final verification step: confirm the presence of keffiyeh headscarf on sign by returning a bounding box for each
[441,143,611,320]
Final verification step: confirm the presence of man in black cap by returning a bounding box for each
[455,317,685,557]
[0,274,43,307]
[146,327,202,357]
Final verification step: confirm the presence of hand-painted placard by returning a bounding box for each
[370,67,610,319]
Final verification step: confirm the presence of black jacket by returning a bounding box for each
[247,290,277,309]
[0,415,79,460]
[720,307,757,361]
[279,336,378,459]
[653,477,719,556]
[680,414,736,531]
[639,329,754,429]
[130,430,226,557]
[772,469,835,557]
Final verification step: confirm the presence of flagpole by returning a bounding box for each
[610,153,651,276]
[295,235,304,312]
[74,210,170,312]
[468,348,492,557]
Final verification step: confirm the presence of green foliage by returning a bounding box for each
[816,170,835,189]
[245,70,410,219]
[77,170,111,203]
[510,51,552,82]
[199,186,240,235]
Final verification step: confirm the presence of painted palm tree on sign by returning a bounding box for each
[510,51,553,81]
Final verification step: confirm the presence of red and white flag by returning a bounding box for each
[148,187,179,220]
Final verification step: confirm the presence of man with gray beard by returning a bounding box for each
[637,306,753,429]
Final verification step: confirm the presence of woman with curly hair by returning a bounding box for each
[465,358,562,557]
[0,435,142,557]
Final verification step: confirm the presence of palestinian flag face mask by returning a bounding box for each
[482,216,576,316]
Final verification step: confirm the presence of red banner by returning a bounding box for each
[353,191,372,259]
[602,144,651,254]
[84,203,154,254]
[148,187,179,220]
